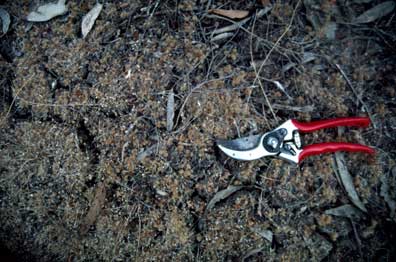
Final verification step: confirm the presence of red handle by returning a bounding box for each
[298,142,375,163]
[291,117,370,133]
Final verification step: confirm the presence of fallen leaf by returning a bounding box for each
[260,0,271,6]
[27,0,68,22]
[211,6,272,35]
[206,185,243,211]
[252,228,273,242]
[210,32,234,42]
[81,3,103,38]
[281,62,297,72]
[0,8,10,34]
[166,90,175,132]
[272,80,292,99]
[272,104,315,112]
[79,182,106,235]
[137,143,162,161]
[333,152,367,212]
[353,1,396,24]
[155,188,169,197]
[242,247,264,261]
[380,166,396,221]
[301,52,316,64]
[282,52,316,73]
[325,204,363,220]
[323,22,337,40]
[209,9,249,19]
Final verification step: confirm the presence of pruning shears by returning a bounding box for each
[217,117,375,164]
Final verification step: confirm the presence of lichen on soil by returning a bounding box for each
[1,0,396,261]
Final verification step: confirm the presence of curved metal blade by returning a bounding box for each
[217,134,269,161]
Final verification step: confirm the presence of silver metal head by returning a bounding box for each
[217,133,275,161]
[216,119,301,162]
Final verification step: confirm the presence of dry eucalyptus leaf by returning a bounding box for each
[272,104,315,112]
[252,228,273,242]
[137,143,162,161]
[302,52,316,63]
[82,3,103,38]
[155,189,169,197]
[272,81,291,99]
[323,22,337,39]
[27,0,68,22]
[211,6,271,35]
[208,9,249,19]
[325,204,363,220]
[353,1,396,24]
[260,0,271,6]
[333,152,367,212]
[282,52,316,72]
[380,166,396,221]
[210,32,234,42]
[0,8,10,34]
[79,182,106,235]
[166,90,175,132]
[206,185,243,210]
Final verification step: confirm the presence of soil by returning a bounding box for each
[1,0,396,261]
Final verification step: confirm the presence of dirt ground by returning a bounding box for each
[1,0,396,261]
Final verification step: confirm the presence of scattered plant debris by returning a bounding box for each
[208,9,249,19]
[80,182,106,236]
[333,153,367,212]
[353,1,396,24]
[380,166,396,221]
[166,90,175,132]
[325,204,363,220]
[26,0,68,22]
[206,185,244,211]
[252,228,273,242]
[0,7,10,34]
[81,3,103,38]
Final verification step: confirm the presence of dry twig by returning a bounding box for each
[249,0,301,122]
[174,75,233,132]
[334,63,376,128]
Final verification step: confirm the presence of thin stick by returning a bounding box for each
[210,16,251,35]
[272,103,314,112]
[253,0,301,89]
[210,32,234,41]
[249,13,269,124]
[334,63,376,128]
[206,7,296,59]
[351,220,363,256]
[174,75,233,129]
[0,78,31,127]
[249,1,302,122]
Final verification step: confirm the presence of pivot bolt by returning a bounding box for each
[267,137,279,149]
